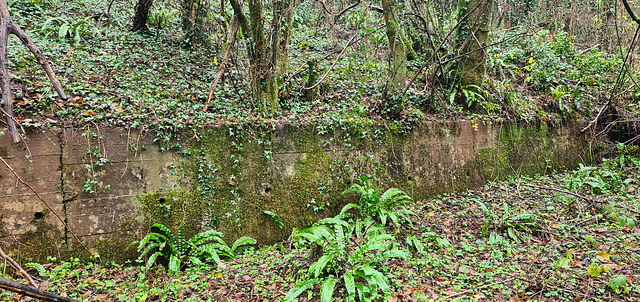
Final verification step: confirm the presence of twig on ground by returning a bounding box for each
[0,245,37,288]
[447,277,515,298]
[523,184,604,204]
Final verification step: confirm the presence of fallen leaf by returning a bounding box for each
[596,251,610,261]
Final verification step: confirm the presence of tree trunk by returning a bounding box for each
[0,0,67,143]
[453,0,493,88]
[305,59,318,102]
[182,0,209,48]
[229,0,281,115]
[276,0,295,74]
[382,0,407,116]
[132,0,154,31]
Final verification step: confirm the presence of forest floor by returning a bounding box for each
[1,155,639,301]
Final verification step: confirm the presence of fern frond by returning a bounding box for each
[284,279,321,302]
[320,276,338,302]
[231,236,256,253]
[309,254,333,278]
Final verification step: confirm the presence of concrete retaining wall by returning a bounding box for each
[0,121,591,262]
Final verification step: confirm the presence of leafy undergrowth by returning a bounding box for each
[2,156,640,301]
[7,0,634,146]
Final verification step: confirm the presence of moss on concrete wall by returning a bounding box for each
[5,121,592,263]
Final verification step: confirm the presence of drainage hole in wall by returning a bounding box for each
[159,197,166,204]
[34,212,44,220]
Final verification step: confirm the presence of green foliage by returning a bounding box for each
[263,211,284,228]
[474,198,540,242]
[286,213,407,302]
[565,152,640,194]
[407,229,453,255]
[342,175,415,229]
[460,84,485,108]
[39,16,91,45]
[24,262,47,277]
[131,223,256,276]
[609,275,629,294]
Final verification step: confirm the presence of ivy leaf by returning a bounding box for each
[608,275,627,294]
[587,262,602,277]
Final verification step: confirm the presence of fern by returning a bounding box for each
[342,177,415,229]
[263,210,284,228]
[289,215,406,301]
[133,223,255,275]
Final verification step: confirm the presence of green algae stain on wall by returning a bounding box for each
[476,122,589,183]
[6,122,592,263]
[172,126,341,245]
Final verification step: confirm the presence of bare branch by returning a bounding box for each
[0,276,78,302]
[0,156,93,257]
[204,17,240,111]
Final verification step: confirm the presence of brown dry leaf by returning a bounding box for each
[458,266,476,275]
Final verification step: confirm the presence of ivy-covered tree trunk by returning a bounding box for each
[382,0,408,116]
[182,0,209,48]
[132,0,153,31]
[453,0,493,87]
[275,0,295,74]
[229,0,281,115]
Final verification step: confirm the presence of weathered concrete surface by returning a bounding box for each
[61,128,177,238]
[0,121,591,262]
[0,131,64,235]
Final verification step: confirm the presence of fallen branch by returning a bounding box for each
[579,44,600,54]
[203,17,239,112]
[0,245,37,288]
[522,184,603,203]
[0,276,78,302]
[0,156,93,257]
[0,0,68,143]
